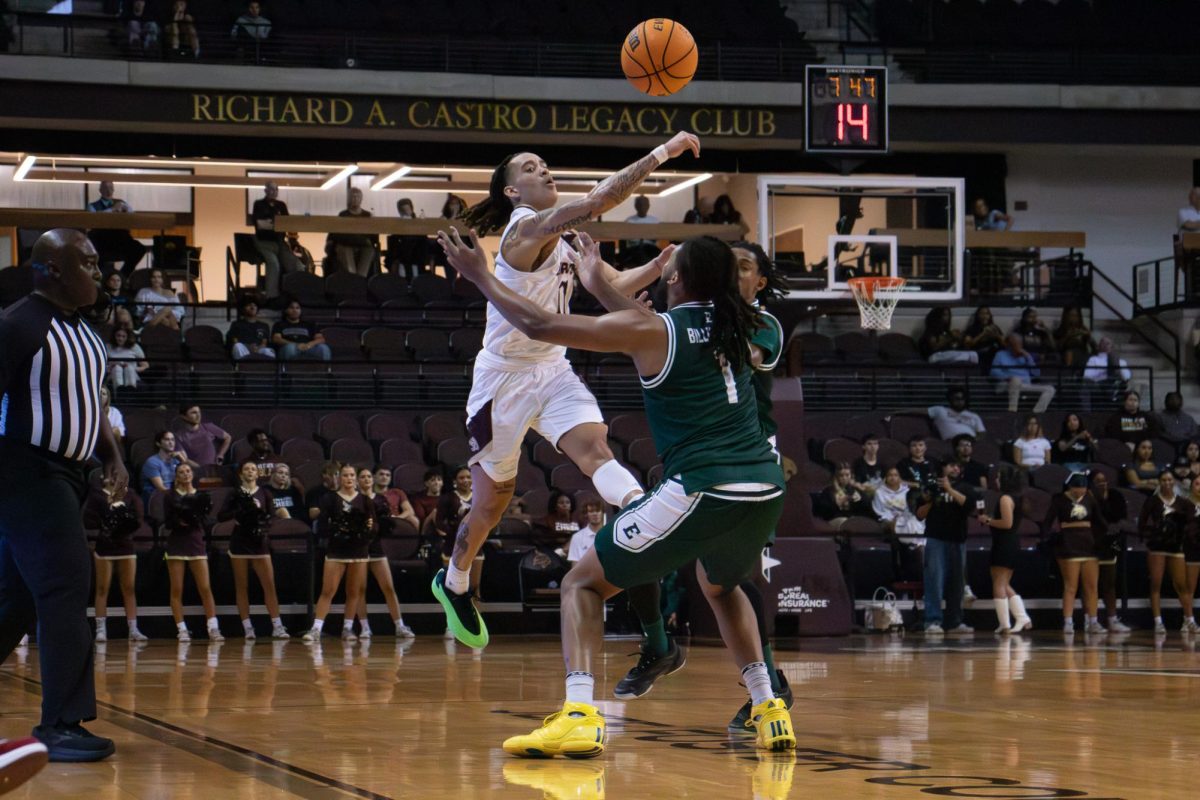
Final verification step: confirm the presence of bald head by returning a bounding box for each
[31,229,100,312]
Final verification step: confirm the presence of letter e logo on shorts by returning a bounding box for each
[622,523,641,541]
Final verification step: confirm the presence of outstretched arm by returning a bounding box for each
[575,232,660,315]
[439,228,667,375]
[504,132,700,269]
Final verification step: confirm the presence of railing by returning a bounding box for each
[1088,261,1182,393]
[1132,254,1188,313]
[797,362,1154,412]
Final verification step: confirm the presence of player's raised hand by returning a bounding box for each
[647,243,676,276]
[664,131,701,159]
[437,227,488,283]
[571,231,604,281]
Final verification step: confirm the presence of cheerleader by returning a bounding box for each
[1042,472,1105,634]
[1138,469,1197,634]
[83,478,149,642]
[978,466,1033,634]
[218,460,289,640]
[1187,475,1200,632]
[353,467,414,639]
[162,464,222,641]
[1091,471,1132,632]
[303,465,375,642]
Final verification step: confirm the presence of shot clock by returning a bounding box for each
[804,65,889,154]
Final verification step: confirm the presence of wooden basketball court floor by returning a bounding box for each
[2,632,1197,799]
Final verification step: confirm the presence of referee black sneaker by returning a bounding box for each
[727,670,793,733]
[613,639,686,699]
[32,722,115,763]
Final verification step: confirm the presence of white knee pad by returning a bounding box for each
[591,459,644,509]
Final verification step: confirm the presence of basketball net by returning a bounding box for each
[847,276,906,331]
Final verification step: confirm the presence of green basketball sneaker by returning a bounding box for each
[431,569,489,648]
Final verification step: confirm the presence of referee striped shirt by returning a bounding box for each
[0,294,107,462]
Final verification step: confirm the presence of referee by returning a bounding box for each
[0,229,127,763]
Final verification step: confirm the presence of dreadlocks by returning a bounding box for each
[459,154,518,236]
[675,236,758,373]
[731,241,788,304]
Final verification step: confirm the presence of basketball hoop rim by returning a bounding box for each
[846,276,907,289]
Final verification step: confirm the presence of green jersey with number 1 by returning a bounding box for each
[640,302,785,494]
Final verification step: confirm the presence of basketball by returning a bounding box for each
[621,19,698,96]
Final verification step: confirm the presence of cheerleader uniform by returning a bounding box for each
[1094,489,1128,566]
[219,486,274,559]
[319,492,375,563]
[83,488,143,561]
[1043,492,1105,561]
[163,489,210,560]
[1139,493,1194,558]
[1187,501,1200,566]
[989,495,1023,570]
[366,493,391,563]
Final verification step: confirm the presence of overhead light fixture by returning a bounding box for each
[658,173,713,197]
[370,165,412,191]
[319,165,358,191]
[25,155,350,171]
[13,155,35,180]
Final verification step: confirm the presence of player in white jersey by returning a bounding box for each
[431,131,702,647]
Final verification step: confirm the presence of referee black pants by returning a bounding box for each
[0,443,96,728]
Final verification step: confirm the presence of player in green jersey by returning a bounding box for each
[438,226,797,757]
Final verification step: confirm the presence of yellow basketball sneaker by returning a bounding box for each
[503,761,606,799]
[751,698,797,752]
[502,702,606,759]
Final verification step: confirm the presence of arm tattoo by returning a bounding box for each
[595,153,659,207]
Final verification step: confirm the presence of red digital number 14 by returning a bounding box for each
[836,103,869,142]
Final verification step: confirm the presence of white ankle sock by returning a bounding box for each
[1009,595,1028,620]
[343,619,354,631]
[565,671,595,705]
[206,617,219,630]
[446,563,471,595]
[993,598,1011,629]
[242,618,254,632]
[311,618,325,632]
[271,617,283,629]
[592,459,644,508]
[742,661,774,706]
[177,621,188,633]
[1155,615,1163,625]
[95,617,107,630]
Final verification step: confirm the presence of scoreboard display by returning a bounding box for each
[804,65,889,155]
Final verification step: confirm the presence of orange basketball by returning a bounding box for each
[621,19,698,97]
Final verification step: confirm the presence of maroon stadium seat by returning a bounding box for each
[329,437,374,468]
[269,412,314,443]
[280,437,324,464]
[318,412,362,445]
[380,438,424,468]
[436,437,474,469]
[821,438,861,468]
[366,412,415,445]
[368,273,409,304]
[532,439,571,471]
[608,413,651,447]
[320,327,365,360]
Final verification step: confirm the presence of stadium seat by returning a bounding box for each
[1030,463,1069,493]
[520,488,551,521]
[280,437,324,464]
[843,412,889,442]
[1117,487,1147,523]
[406,328,450,362]
[794,332,837,365]
[973,439,1001,466]
[550,464,592,493]
[877,438,909,468]
[379,298,426,327]
[517,455,549,493]
[1095,438,1132,469]
[336,301,376,326]
[292,460,325,494]
[436,436,474,469]
[391,463,431,494]
[267,518,313,554]
[449,328,484,362]
[452,278,484,304]
[363,327,410,361]
[184,325,228,360]
[366,412,416,445]
[626,438,661,474]
[270,412,315,443]
[205,487,232,527]
[326,272,370,305]
[130,438,158,471]
[1151,438,1176,466]
[411,273,454,304]
[329,437,374,467]
[834,332,878,364]
[320,327,365,360]
[821,438,861,468]
[532,439,571,471]
[888,414,933,443]
[1023,487,1052,526]
[797,461,831,490]
[1087,462,1119,487]
[608,413,651,447]
[421,412,468,448]
[282,272,326,307]
[125,408,170,441]
[877,333,923,364]
[925,438,952,463]
[220,412,264,442]
[139,325,184,361]
[647,463,665,487]
[318,412,363,445]
[368,273,409,304]
[495,517,534,551]
[379,437,424,468]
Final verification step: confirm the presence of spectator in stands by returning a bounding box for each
[252,182,300,301]
[106,327,147,389]
[305,461,341,520]
[227,296,275,359]
[272,300,331,361]
[972,197,1012,231]
[387,197,429,279]
[533,491,579,551]
[1082,337,1131,410]
[568,500,604,564]
[373,465,421,529]
[1091,471,1131,633]
[219,460,288,640]
[408,468,443,526]
[813,463,871,530]
[952,434,989,489]
[683,196,714,224]
[503,495,531,524]
[1105,390,1156,449]
[112,306,137,335]
[306,464,373,642]
[334,188,377,276]
[710,194,750,238]
[991,333,1056,413]
[170,403,232,466]
[1012,415,1052,469]
[916,461,978,635]
[622,195,661,262]
[1053,305,1095,367]
[928,387,986,440]
[83,476,148,642]
[1177,187,1200,233]
[872,466,922,541]
[1139,469,1197,634]
[1172,456,1194,497]
[1124,439,1161,493]
[961,306,1005,367]
[850,433,885,497]
[100,386,125,451]
[897,436,937,492]
[441,194,466,221]
[285,233,316,273]
[135,268,184,330]
[267,464,304,518]
[125,0,159,53]
[231,1,271,41]
[1054,413,1095,472]
[1012,308,1053,360]
[163,0,200,57]
[162,464,220,641]
[1185,441,1200,477]
[141,430,195,503]
[87,181,147,276]
[102,271,131,309]
[1043,472,1103,634]
[1156,391,1198,447]
[979,465,1032,634]
[919,307,976,364]
[246,428,280,481]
